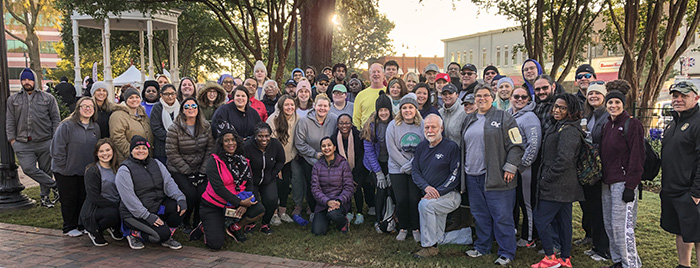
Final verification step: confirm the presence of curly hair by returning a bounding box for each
[554,93,583,121]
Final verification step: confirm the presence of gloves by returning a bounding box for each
[376,171,387,189]
[190,173,206,187]
[622,188,635,203]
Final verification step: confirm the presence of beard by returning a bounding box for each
[22,83,34,91]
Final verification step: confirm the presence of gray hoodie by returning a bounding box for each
[439,102,467,144]
[294,109,338,165]
[386,119,424,174]
[6,68,61,143]
[508,101,541,170]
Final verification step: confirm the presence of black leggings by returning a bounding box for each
[94,206,121,232]
[351,165,374,214]
[172,172,206,228]
[123,199,183,243]
[390,173,421,231]
[278,162,292,208]
[311,203,349,235]
[301,159,317,212]
[253,182,278,225]
[579,181,609,254]
[55,173,86,233]
[199,200,265,250]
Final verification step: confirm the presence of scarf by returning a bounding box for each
[160,98,180,130]
[336,131,355,169]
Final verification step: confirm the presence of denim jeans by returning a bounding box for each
[467,174,517,259]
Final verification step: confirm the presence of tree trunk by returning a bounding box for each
[300,0,335,72]
[25,30,42,86]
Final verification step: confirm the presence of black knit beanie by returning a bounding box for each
[605,90,626,105]
[375,90,392,113]
[129,135,150,151]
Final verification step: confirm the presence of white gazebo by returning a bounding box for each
[70,9,182,98]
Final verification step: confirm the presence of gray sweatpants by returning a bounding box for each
[602,181,641,268]
[13,140,56,196]
[290,158,306,207]
[418,190,460,247]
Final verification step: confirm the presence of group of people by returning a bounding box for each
[6,56,700,268]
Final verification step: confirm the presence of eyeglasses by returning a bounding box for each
[485,71,497,76]
[475,94,492,99]
[461,72,476,76]
[332,91,346,95]
[222,81,234,84]
[161,92,176,97]
[534,85,549,92]
[552,104,568,112]
[576,73,593,80]
[512,94,529,100]
[183,103,198,110]
[79,104,94,109]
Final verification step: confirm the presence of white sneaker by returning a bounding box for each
[465,249,483,258]
[368,207,376,216]
[412,230,421,243]
[374,222,383,234]
[346,212,353,222]
[494,256,512,265]
[65,229,83,237]
[279,213,294,223]
[396,229,408,241]
[270,214,282,226]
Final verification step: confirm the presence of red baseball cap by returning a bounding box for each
[436,73,451,82]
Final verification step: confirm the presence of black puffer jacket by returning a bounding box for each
[537,119,585,203]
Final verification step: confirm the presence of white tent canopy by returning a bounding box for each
[113,65,146,87]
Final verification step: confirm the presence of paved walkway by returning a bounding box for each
[0,222,342,268]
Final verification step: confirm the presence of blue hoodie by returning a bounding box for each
[291,68,305,79]
[521,59,544,96]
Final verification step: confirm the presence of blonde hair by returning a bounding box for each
[394,103,422,126]
[314,93,331,107]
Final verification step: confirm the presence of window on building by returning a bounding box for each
[451,52,455,62]
[482,48,487,66]
[504,45,509,66]
[469,50,474,63]
[512,45,518,66]
[463,50,467,64]
[496,46,501,67]
[7,40,27,53]
[40,41,57,54]
[457,52,462,64]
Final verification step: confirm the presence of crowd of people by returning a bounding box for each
[6,56,700,268]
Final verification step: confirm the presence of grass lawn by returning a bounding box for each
[0,187,692,267]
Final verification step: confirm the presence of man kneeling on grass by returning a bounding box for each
[411,114,461,258]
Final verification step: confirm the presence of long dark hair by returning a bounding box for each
[273,95,296,145]
[178,97,207,134]
[215,131,245,158]
[89,138,118,173]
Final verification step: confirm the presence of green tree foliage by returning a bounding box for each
[50,2,234,82]
[331,0,395,71]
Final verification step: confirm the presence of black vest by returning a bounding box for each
[119,157,166,218]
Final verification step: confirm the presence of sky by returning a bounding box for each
[377,0,518,58]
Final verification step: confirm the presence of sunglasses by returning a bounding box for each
[534,86,549,92]
[461,72,476,76]
[485,71,497,76]
[319,82,329,86]
[183,103,198,110]
[576,73,593,80]
[512,94,529,100]
[589,81,605,85]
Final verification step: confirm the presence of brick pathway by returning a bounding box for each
[0,223,342,268]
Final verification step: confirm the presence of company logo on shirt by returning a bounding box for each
[435,153,444,159]
[400,133,421,153]
[682,123,690,131]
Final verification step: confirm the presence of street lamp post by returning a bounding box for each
[0,3,35,211]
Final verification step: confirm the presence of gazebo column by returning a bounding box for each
[71,19,81,96]
[139,26,145,86]
[103,18,113,98]
[147,19,154,80]
[170,24,179,85]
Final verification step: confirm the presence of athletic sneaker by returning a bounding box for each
[340,221,349,234]
[293,214,309,226]
[590,252,610,261]
[181,224,193,235]
[87,231,108,247]
[65,229,83,237]
[40,196,54,208]
[243,224,256,234]
[50,187,60,204]
[127,235,144,250]
[531,255,561,268]
[271,214,282,226]
[374,222,382,234]
[573,237,592,245]
[368,207,376,216]
[583,249,596,256]
[396,229,408,241]
[538,247,561,255]
[260,224,273,235]
[346,212,354,222]
[309,213,315,223]
[105,227,123,241]
[161,238,182,250]
[494,256,512,266]
[189,222,204,241]
[465,249,484,258]
[558,257,572,268]
[354,214,364,225]
[280,213,294,223]
[412,230,421,243]
[517,238,536,248]
[226,226,247,242]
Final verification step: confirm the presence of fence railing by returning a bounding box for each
[630,102,672,141]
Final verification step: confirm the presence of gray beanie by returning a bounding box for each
[398,93,419,110]
[91,81,108,96]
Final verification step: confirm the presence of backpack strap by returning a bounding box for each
[621,115,632,145]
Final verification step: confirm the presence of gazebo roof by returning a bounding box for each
[71,9,182,31]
